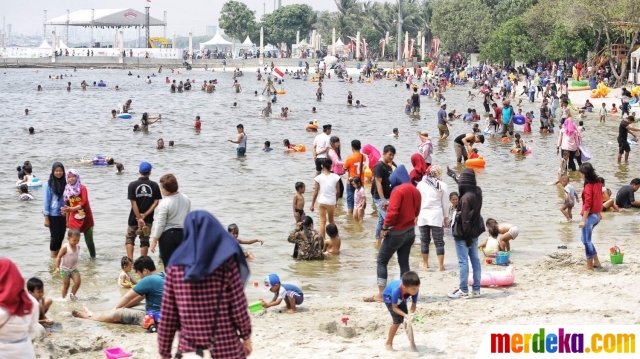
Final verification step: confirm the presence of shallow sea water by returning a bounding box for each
[1,68,639,313]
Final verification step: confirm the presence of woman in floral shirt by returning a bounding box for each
[288,216,325,260]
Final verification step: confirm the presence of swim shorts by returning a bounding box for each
[60,268,79,278]
[236,147,246,156]
[507,226,519,239]
[438,124,449,137]
[385,302,408,324]
[285,291,304,305]
[618,138,631,154]
[411,106,420,113]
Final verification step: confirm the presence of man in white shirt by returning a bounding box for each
[313,124,332,174]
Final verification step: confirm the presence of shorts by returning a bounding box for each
[59,268,79,277]
[386,302,408,324]
[564,200,574,208]
[618,138,631,154]
[438,124,449,137]
[537,86,543,92]
[236,146,246,156]
[314,158,326,174]
[406,83,410,89]
[454,142,468,162]
[411,105,420,113]
[113,308,146,325]
[125,224,152,247]
[295,209,305,218]
[507,226,519,239]
[285,291,304,305]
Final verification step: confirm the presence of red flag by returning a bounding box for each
[273,67,284,77]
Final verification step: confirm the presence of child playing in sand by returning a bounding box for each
[228,223,264,259]
[578,120,586,132]
[554,151,570,185]
[560,174,578,222]
[469,148,480,159]
[55,228,82,300]
[352,177,366,222]
[117,256,137,288]
[261,274,304,314]
[293,182,305,223]
[600,103,607,123]
[383,271,420,352]
[479,218,519,254]
[323,224,341,255]
[27,277,54,325]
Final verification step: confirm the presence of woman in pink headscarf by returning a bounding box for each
[556,117,583,171]
[362,144,380,171]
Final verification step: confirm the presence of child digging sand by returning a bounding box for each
[27,277,54,325]
[560,174,579,222]
[228,223,264,259]
[260,274,304,314]
[323,224,341,255]
[292,182,305,224]
[117,256,138,288]
[383,271,420,352]
[55,228,82,300]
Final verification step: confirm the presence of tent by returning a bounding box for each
[631,47,640,84]
[241,36,254,47]
[58,39,69,49]
[45,9,166,27]
[199,32,233,51]
[38,39,52,49]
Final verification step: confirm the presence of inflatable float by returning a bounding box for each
[285,144,306,153]
[571,80,589,87]
[17,177,42,187]
[306,120,319,131]
[117,113,132,119]
[98,82,106,87]
[568,86,590,91]
[469,265,515,287]
[420,89,429,96]
[465,156,486,168]
[513,115,525,125]
[277,89,286,95]
[631,95,639,105]
[362,144,381,171]
[364,167,372,180]
[590,83,611,98]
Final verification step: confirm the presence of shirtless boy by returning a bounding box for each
[293,182,305,223]
[323,224,341,255]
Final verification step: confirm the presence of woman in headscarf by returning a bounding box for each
[448,169,484,299]
[327,136,345,198]
[0,259,40,358]
[43,162,67,258]
[362,144,380,172]
[150,174,191,266]
[556,113,582,171]
[287,216,325,260]
[61,169,96,257]
[578,163,603,270]
[157,211,252,359]
[409,153,428,187]
[416,165,450,271]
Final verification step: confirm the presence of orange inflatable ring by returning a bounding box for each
[277,89,286,94]
[364,167,373,179]
[306,125,318,131]
[285,144,306,153]
[465,156,486,168]
[501,137,511,143]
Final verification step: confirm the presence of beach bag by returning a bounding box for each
[578,144,592,162]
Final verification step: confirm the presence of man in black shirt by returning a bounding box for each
[617,116,640,163]
[125,162,162,260]
[615,178,640,208]
[411,87,420,116]
[372,145,397,244]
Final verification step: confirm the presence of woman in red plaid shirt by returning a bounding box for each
[158,211,252,358]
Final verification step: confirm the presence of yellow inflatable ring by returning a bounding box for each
[277,89,286,94]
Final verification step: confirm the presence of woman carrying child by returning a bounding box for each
[61,169,96,257]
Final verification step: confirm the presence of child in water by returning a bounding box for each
[405,99,412,113]
[554,151,570,185]
[352,177,366,222]
[55,228,82,300]
[228,224,264,259]
[263,141,273,152]
[511,133,527,154]
[115,163,124,174]
[27,278,54,325]
[600,103,607,123]
[19,184,34,201]
[524,112,532,133]
[323,224,341,255]
[117,256,137,288]
[194,116,201,131]
[469,148,480,159]
[293,182,305,223]
[559,174,578,222]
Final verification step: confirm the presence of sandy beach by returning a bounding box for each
[33,234,640,359]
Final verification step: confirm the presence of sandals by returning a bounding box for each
[557,245,567,249]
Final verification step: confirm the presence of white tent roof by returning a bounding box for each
[199,32,233,50]
[631,47,640,59]
[38,39,51,49]
[242,36,254,46]
[45,9,166,27]
[58,39,68,49]
[335,38,344,47]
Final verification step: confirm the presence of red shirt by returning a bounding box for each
[66,185,94,232]
[581,182,603,216]
[194,121,201,130]
[384,183,421,231]
[493,106,502,122]
[158,258,252,358]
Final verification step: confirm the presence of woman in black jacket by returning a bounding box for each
[448,169,485,299]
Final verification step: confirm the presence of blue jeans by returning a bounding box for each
[373,198,388,239]
[236,147,246,156]
[581,213,600,259]
[454,238,481,293]
[528,92,535,102]
[376,227,415,287]
[346,182,354,210]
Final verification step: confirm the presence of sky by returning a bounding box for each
[1,0,341,37]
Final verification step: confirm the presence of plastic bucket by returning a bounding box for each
[104,347,132,359]
[495,252,510,265]
[356,63,361,70]
[298,60,302,67]
[610,254,624,264]
[248,301,263,313]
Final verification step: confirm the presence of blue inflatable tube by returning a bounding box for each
[117,113,132,119]
[420,89,429,96]
[513,115,525,125]
[98,83,106,87]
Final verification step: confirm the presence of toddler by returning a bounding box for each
[554,151,570,185]
[260,274,304,314]
[448,192,459,230]
[293,182,305,223]
[117,256,138,288]
[27,277,54,325]
[560,175,578,222]
[383,271,420,352]
[469,148,480,159]
[19,184,34,201]
[578,120,586,132]
[228,223,264,259]
[405,99,411,113]
[524,112,532,133]
[352,177,366,222]
[55,228,82,299]
[194,115,201,130]
[611,103,618,114]
[323,224,341,255]
[472,123,481,134]
[511,133,527,154]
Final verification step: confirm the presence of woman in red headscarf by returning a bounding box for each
[409,153,429,186]
[0,259,40,358]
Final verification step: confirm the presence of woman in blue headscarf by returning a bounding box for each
[157,210,252,359]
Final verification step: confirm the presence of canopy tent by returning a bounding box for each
[241,36,254,47]
[335,38,344,47]
[57,39,68,49]
[38,39,51,49]
[632,47,640,84]
[199,32,233,51]
[44,9,166,27]
[292,39,314,58]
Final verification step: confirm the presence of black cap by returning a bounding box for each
[323,124,332,131]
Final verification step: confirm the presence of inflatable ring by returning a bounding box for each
[306,125,318,131]
[364,167,372,180]
[277,89,286,95]
[98,83,106,87]
[568,86,590,91]
[571,81,589,87]
[117,113,132,119]
[17,178,42,187]
[501,137,511,143]
[468,265,514,287]
[513,115,525,125]
[285,144,306,153]
[465,156,486,168]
